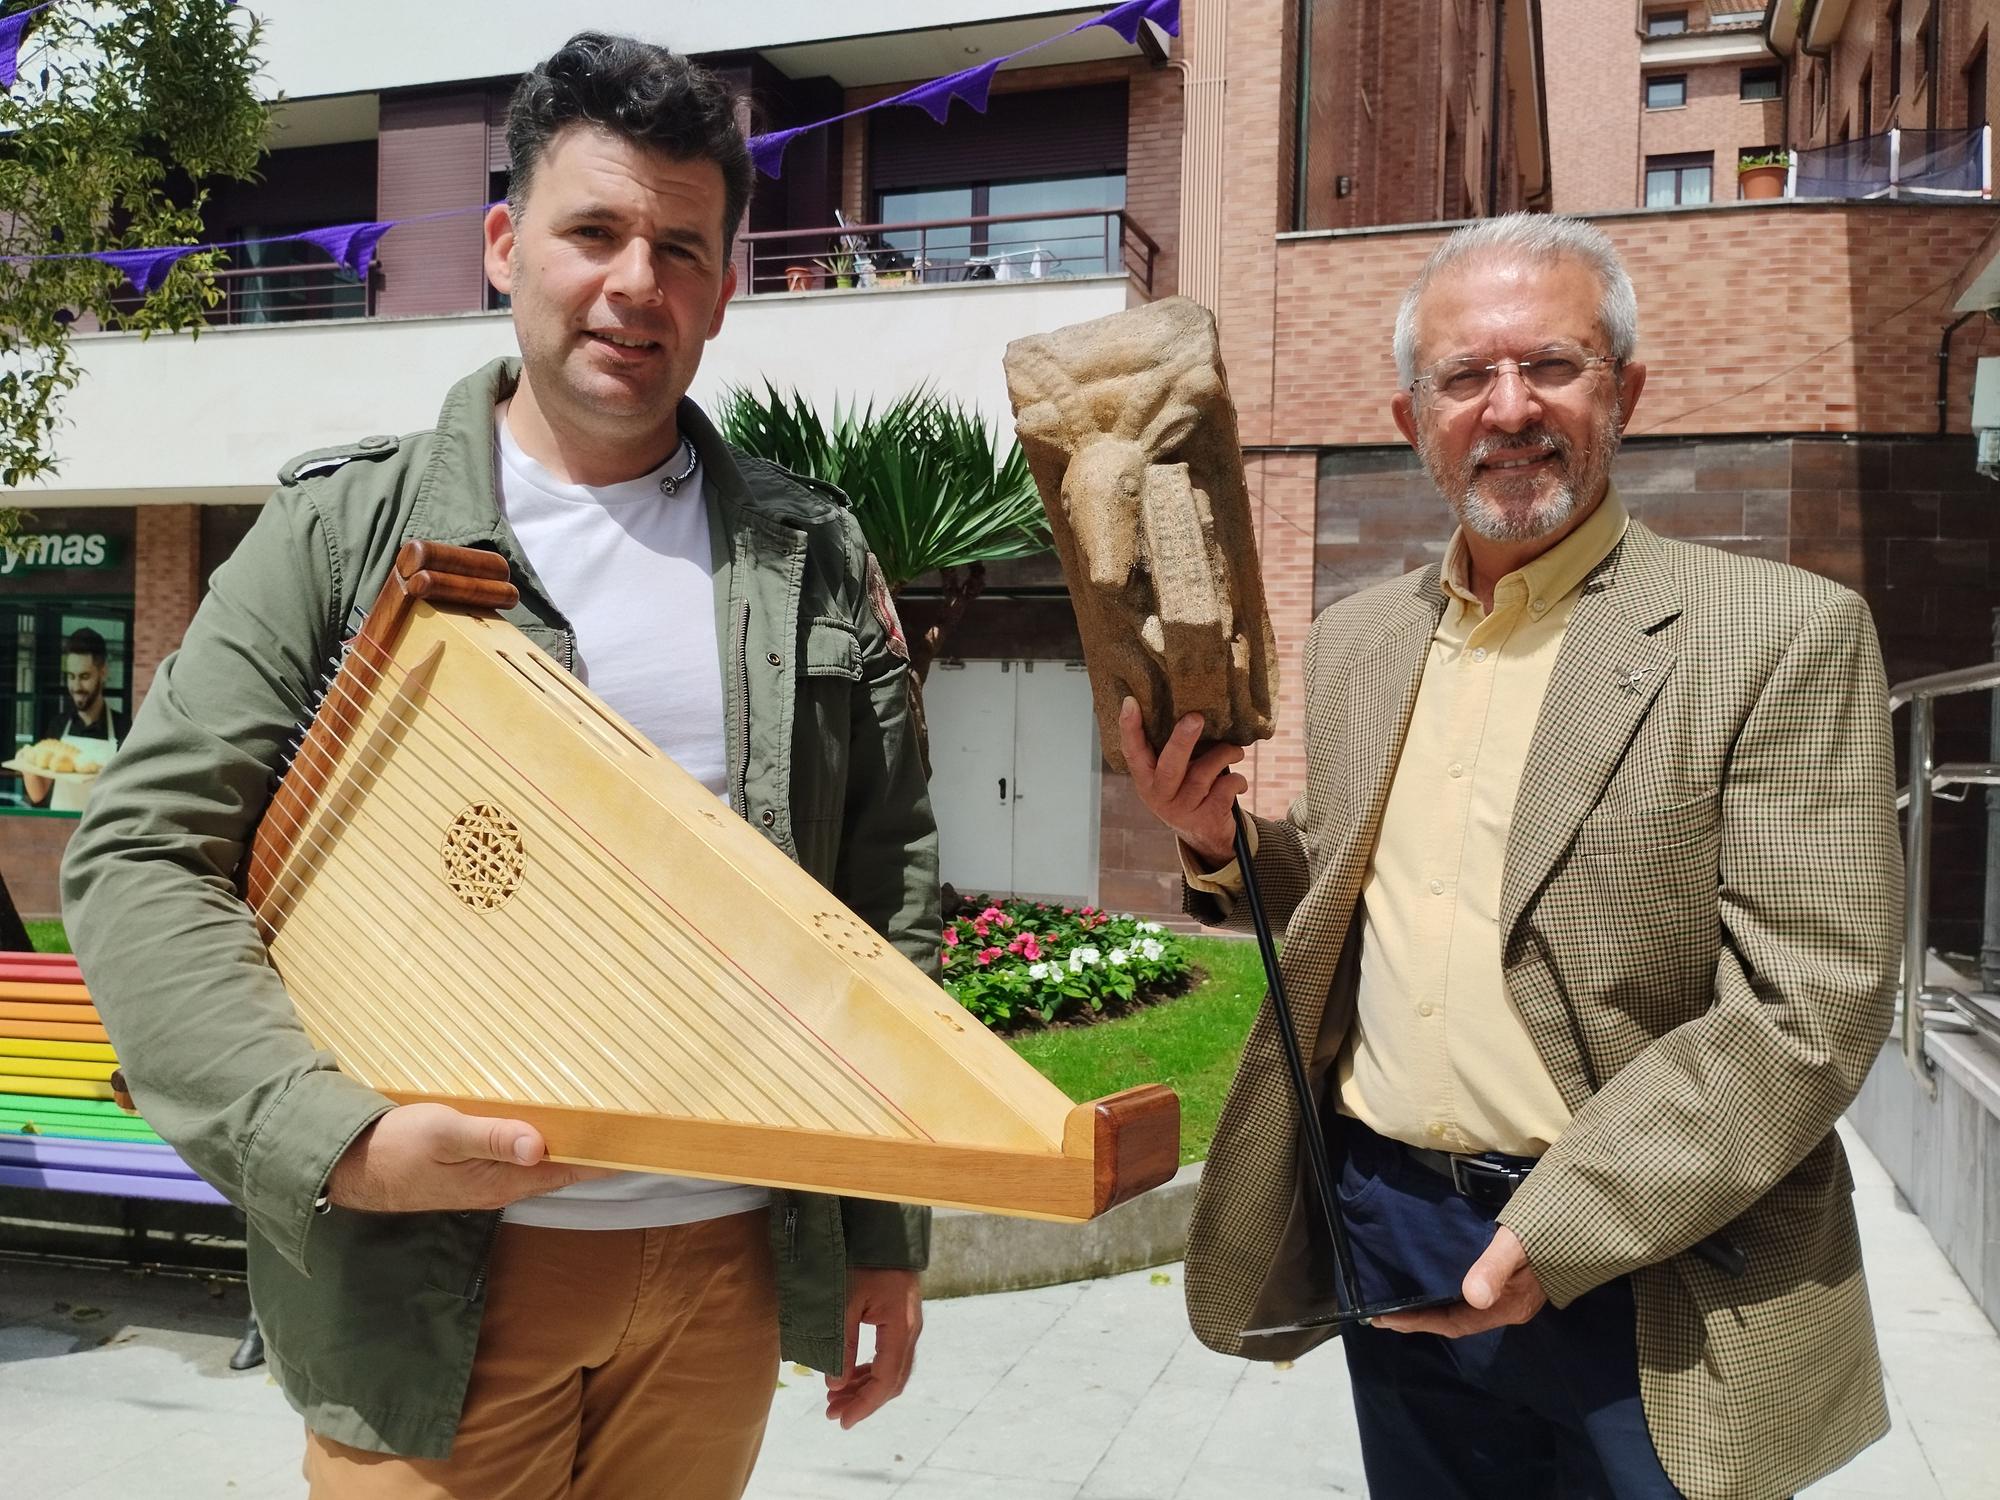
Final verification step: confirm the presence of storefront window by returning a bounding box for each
[0,510,138,816]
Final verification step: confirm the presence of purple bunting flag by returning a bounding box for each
[91,245,198,294]
[1089,0,1181,45]
[0,2,54,91]
[748,125,810,181]
[898,59,1002,125]
[293,220,395,283]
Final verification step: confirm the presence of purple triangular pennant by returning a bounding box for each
[293,220,395,282]
[898,60,1001,125]
[749,126,809,180]
[0,3,52,91]
[92,245,198,294]
[1090,0,1181,45]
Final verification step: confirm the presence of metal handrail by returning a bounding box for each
[1891,658,2000,1092]
[740,208,1156,296]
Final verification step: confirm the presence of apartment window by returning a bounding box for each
[1888,1,1904,99]
[1646,9,1689,36]
[1645,152,1713,205]
[1741,65,1783,101]
[1646,74,1689,110]
[1918,9,1934,91]
[1860,64,1874,134]
[876,174,1127,276]
[1968,39,1989,131]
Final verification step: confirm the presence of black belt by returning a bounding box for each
[1401,1141,1537,1210]
[1396,1139,1749,1279]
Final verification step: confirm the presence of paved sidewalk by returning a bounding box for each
[2,1123,1995,1499]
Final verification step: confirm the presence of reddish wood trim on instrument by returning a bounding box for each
[392,1091,1120,1221]
[244,541,521,911]
[1071,1084,1181,1215]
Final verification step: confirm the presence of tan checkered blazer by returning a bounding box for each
[1184,520,1900,1500]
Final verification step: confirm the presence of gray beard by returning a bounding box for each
[1420,406,1623,545]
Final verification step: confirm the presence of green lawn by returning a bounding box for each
[1008,934,1266,1164]
[25,919,69,953]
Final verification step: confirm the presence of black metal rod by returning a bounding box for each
[1232,801,1364,1312]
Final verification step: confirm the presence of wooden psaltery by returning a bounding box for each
[243,542,1177,1221]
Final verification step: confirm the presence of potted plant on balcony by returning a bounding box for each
[1738,150,1792,201]
[784,264,820,293]
[813,249,856,289]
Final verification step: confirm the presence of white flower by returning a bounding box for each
[1138,938,1164,962]
[1137,921,1164,934]
[1027,962,1049,980]
[1108,948,1131,966]
[1069,945,1102,972]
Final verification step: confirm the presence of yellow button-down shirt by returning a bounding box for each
[1184,491,1633,1153]
[1335,489,1629,1156]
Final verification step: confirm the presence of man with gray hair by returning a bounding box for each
[1119,212,1899,1497]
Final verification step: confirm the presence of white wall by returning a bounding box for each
[249,1,1087,101]
[17,278,1132,505]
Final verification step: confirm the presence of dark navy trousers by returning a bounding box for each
[1334,1119,1684,1500]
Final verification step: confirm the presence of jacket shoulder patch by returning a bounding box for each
[279,434,401,487]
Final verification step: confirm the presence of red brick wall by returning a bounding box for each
[133,505,201,706]
[1125,63,1184,296]
[1546,0,1645,211]
[1786,0,2000,141]
[1267,200,1995,446]
[0,814,80,920]
[1640,59,1789,190]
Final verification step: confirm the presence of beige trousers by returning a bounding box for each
[304,1209,780,1500]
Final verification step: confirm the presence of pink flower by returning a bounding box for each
[1021,935,1043,961]
[1007,935,1028,955]
[976,946,1002,967]
[1081,906,1096,917]
[971,917,990,939]
[942,927,959,948]
[941,950,953,966]
[1062,907,1074,915]
[979,905,1006,926]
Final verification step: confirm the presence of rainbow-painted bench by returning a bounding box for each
[0,953,225,1206]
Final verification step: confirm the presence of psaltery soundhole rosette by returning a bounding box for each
[440,802,527,912]
[813,910,884,960]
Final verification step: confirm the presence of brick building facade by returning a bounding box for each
[1773,0,2000,144]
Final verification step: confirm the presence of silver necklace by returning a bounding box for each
[658,439,700,496]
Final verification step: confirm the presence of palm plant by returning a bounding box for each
[717,383,1051,684]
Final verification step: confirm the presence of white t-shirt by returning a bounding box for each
[494,405,770,1230]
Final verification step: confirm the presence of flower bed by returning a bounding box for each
[940,897,1193,1031]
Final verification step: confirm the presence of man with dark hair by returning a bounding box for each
[65,32,936,1499]
[21,626,131,809]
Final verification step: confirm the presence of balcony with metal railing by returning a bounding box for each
[740,207,1157,297]
[1790,126,1993,201]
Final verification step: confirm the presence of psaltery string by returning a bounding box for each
[261,686,899,1134]
[262,670,897,1134]
[244,629,933,1139]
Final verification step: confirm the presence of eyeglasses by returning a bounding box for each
[1409,343,1617,406]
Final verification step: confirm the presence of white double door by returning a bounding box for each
[923,659,1099,903]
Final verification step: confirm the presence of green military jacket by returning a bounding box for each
[61,359,939,1459]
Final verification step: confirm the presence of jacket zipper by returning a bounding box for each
[467,1211,504,1300]
[731,598,751,815]
[783,1203,799,1261]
